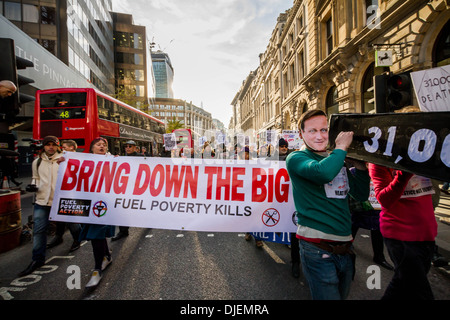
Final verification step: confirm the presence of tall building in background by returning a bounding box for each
[112,11,154,111]
[151,50,174,98]
[66,0,114,94]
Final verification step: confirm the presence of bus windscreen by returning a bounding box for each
[40,92,87,108]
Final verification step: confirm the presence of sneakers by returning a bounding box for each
[85,256,112,288]
[101,256,112,271]
[86,270,102,288]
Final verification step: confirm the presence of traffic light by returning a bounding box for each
[373,72,413,113]
[0,38,35,124]
[386,72,412,109]
[373,74,388,113]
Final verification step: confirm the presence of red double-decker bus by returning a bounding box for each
[33,88,165,155]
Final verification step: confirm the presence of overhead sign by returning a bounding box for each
[49,153,298,233]
[329,112,450,181]
[410,64,450,112]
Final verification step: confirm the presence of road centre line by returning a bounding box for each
[262,243,286,264]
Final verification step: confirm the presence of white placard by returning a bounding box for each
[411,64,450,112]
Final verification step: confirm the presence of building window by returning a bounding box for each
[290,63,296,91]
[326,86,339,116]
[41,6,56,25]
[116,52,144,65]
[115,68,145,82]
[115,32,144,49]
[23,4,39,23]
[67,16,74,35]
[326,17,333,56]
[361,63,374,113]
[131,85,145,97]
[4,2,21,21]
[434,20,450,67]
[298,50,305,80]
[69,46,75,66]
[40,39,56,55]
[297,12,304,33]
[134,69,145,81]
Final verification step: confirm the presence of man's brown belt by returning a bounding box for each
[312,241,353,255]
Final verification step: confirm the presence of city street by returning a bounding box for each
[1,2,449,317]
[1,191,450,303]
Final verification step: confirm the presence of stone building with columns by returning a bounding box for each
[231,0,450,142]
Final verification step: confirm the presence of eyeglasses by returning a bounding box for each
[125,145,135,148]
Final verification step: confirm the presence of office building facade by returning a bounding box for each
[1,0,115,94]
[151,97,213,143]
[151,50,174,98]
[231,0,450,142]
[112,11,154,111]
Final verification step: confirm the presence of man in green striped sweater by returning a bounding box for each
[286,109,370,300]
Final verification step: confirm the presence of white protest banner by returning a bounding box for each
[49,153,298,233]
[411,64,450,111]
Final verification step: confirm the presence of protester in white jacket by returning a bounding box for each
[19,136,64,277]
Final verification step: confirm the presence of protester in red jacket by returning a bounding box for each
[369,163,437,299]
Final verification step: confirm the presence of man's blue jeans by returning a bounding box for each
[32,204,51,263]
[299,239,354,300]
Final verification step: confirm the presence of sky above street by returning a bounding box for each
[111,0,293,127]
